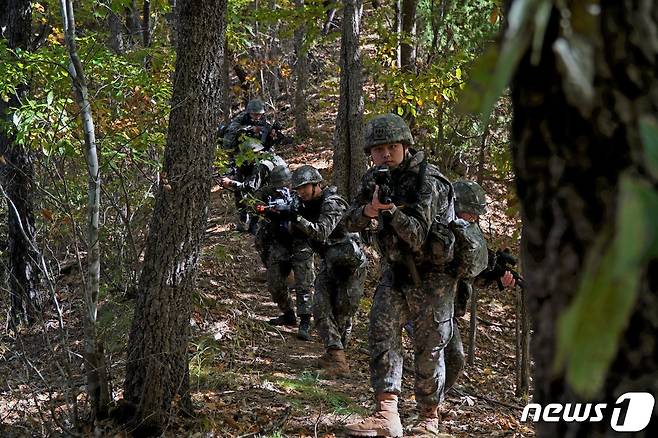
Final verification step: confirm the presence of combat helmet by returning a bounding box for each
[269,165,291,188]
[291,165,323,188]
[240,137,265,152]
[363,113,414,152]
[246,99,266,114]
[453,180,487,216]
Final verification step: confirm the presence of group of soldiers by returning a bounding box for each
[220,99,513,437]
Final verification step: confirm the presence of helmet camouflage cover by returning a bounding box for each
[269,165,291,188]
[363,113,414,152]
[240,137,265,152]
[291,165,323,188]
[246,99,266,114]
[453,180,487,216]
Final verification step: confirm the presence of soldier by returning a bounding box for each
[222,99,282,152]
[253,167,315,340]
[343,114,456,437]
[290,165,367,373]
[220,139,287,234]
[444,180,514,391]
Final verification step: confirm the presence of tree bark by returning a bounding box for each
[293,0,310,139]
[124,0,227,432]
[332,0,366,201]
[400,0,416,71]
[0,0,45,327]
[511,2,658,435]
[59,0,108,419]
[107,8,125,54]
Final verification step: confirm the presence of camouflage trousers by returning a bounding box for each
[369,266,457,407]
[313,260,366,350]
[444,318,464,394]
[266,242,314,316]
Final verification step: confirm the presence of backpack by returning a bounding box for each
[449,219,488,279]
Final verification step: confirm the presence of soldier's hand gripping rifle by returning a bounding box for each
[255,187,301,222]
[374,168,422,286]
[477,248,524,290]
[373,166,393,204]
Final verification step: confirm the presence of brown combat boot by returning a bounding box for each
[408,404,446,436]
[319,348,349,377]
[345,393,403,437]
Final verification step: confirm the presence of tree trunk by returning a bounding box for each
[394,0,402,68]
[400,0,416,72]
[107,8,125,54]
[293,0,310,139]
[59,0,108,420]
[332,0,366,201]
[467,286,477,366]
[511,2,658,436]
[125,0,141,45]
[0,0,46,327]
[222,39,231,124]
[124,0,227,432]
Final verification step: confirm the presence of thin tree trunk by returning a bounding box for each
[400,0,417,72]
[59,0,108,419]
[0,0,46,327]
[467,286,477,366]
[293,0,310,139]
[511,2,658,435]
[124,0,227,433]
[476,123,489,185]
[332,0,365,201]
[394,0,402,68]
[107,8,125,54]
[142,0,152,68]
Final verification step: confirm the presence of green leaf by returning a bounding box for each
[46,90,54,106]
[397,106,404,116]
[639,116,658,180]
[555,176,658,397]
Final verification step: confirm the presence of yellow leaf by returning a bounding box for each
[489,7,499,25]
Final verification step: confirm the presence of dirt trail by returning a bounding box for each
[184,138,535,437]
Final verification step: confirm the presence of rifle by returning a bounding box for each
[255,187,301,221]
[373,166,393,204]
[477,248,524,290]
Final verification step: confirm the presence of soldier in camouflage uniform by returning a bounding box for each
[253,167,315,339]
[221,140,287,234]
[290,165,367,374]
[443,180,514,391]
[222,99,281,152]
[344,114,456,437]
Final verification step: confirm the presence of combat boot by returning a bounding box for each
[268,310,297,327]
[345,393,403,437]
[409,404,443,436]
[297,315,312,341]
[319,348,350,377]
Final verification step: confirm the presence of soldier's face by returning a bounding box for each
[370,143,405,168]
[249,112,263,121]
[295,183,320,202]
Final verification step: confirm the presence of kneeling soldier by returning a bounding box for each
[291,165,367,373]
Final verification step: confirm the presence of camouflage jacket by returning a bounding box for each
[240,153,287,196]
[222,111,273,150]
[346,151,454,266]
[450,219,488,279]
[295,186,364,269]
[295,186,353,249]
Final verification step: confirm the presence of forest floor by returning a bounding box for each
[165,129,535,437]
[0,126,534,438]
[0,31,534,438]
